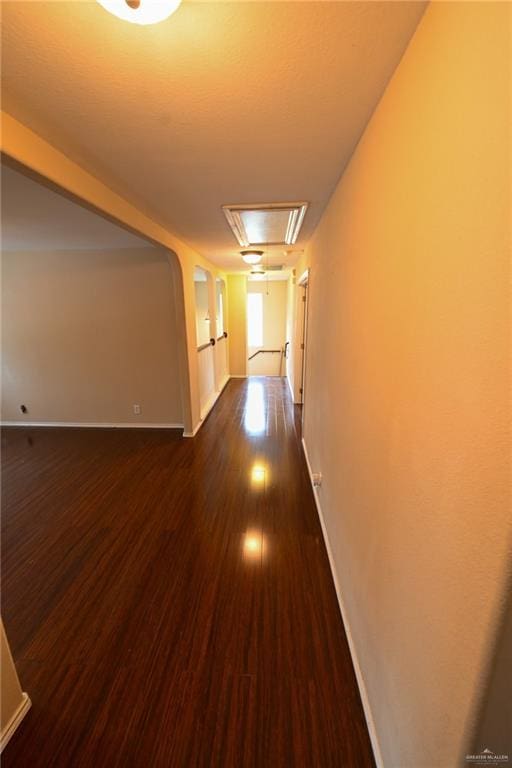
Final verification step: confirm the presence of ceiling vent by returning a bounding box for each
[265,264,284,271]
[222,202,308,248]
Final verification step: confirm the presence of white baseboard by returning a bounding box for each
[301,437,384,768]
[199,392,218,423]
[183,423,201,438]
[0,692,31,753]
[184,376,231,438]
[229,374,247,379]
[1,421,184,430]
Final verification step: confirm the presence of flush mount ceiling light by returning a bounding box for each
[241,250,263,265]
[96,0,182,25]
[223,202,308,248]
[250,268,266,276]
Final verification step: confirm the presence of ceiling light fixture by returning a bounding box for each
[250,268,266,277]
[241,250,263,265]
[96,0,182,25]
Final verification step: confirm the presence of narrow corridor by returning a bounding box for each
[1,378,374,767]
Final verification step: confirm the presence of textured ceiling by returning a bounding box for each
[1,163,152,251]
[1,1,426,269]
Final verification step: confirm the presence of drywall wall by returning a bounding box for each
[194,276,211,347]
[227,274,247,377]
[197,344,216,417]
[247,280,287,351]
[216,279,226,337]
[248,280,287,376]
[1,619,30,750]
[1,247,184,425]
[300,3,511,767]
[215,336,228,389]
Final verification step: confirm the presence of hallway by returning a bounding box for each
[1,378,374,767]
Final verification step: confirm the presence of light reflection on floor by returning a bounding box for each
[243,382,271,563]
[243,529,266,562]
[250,461,268,489]
[243,379,266,435]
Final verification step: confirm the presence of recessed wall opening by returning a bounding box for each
[1,159,187,430]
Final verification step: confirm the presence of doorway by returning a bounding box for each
[247,278,288,376]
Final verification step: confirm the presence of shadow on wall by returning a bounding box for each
[465,556,512,761]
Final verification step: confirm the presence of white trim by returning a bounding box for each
[183,422,201,438]
[286,374,295,402]
[0,693,31,753]
[298,268,310,286]
[200,375,230,421]
[1,421,184,430]
[199,391,218,422]
[301,437,384,768]
[184,375,231,438]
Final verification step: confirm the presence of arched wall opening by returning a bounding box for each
[0,115,232,436]
[1,155,191,431]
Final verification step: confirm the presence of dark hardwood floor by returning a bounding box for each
[1,377,375,767]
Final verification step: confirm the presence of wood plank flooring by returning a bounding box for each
[1,377,375,767]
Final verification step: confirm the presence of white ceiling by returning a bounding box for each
[1,1,426,270]
[1,163,152,251]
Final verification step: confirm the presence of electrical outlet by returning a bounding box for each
[312,472,322,488]
[133,404,141,415]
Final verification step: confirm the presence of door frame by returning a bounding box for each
[297,269,310,427]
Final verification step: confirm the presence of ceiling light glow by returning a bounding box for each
[241,250,263,265]
[96,0,182,25]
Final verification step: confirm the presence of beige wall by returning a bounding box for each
[227,274,247,377]
[1,247,184,425]
[1,619,29,749]
[247,280,287,351]
[298,3,511,767]
[247,280,287,376]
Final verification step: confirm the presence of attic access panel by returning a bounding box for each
[222,202,308,248]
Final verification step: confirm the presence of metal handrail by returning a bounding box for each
[197,338,216,352]
[248,348,282,361]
